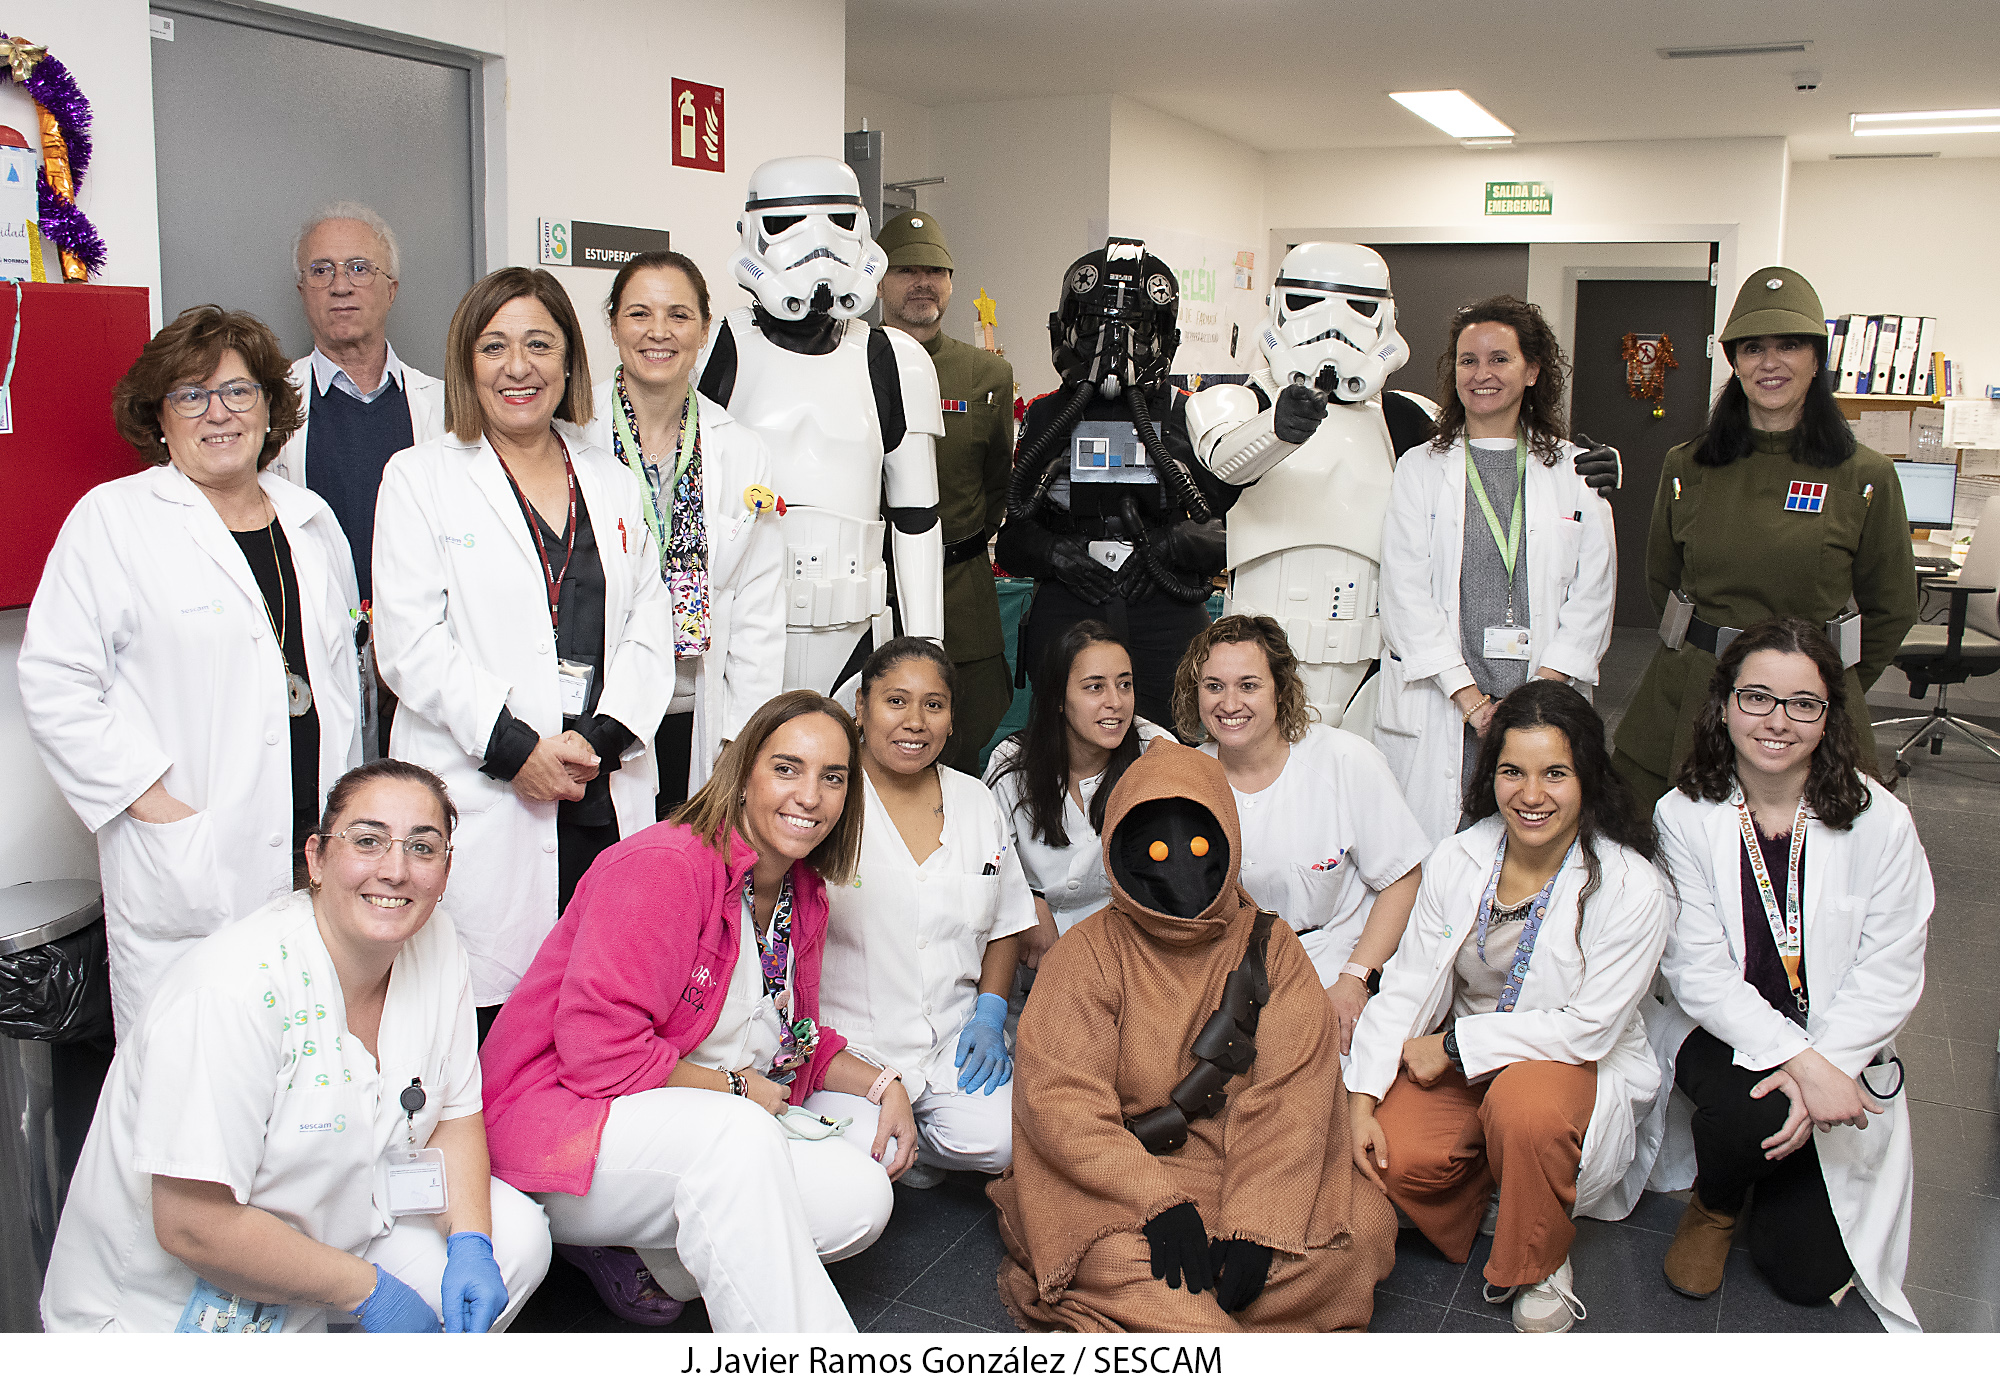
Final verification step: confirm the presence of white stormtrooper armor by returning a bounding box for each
[707,156,946,697]
[1187,243,1418,732]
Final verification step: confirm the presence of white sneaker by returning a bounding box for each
[895,1162,946,1190]
[1511,1258,1586,1333]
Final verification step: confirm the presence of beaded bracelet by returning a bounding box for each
[725,1069,746,1098]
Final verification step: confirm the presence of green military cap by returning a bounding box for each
[877,210,954,271]
[1721,266,1827,343]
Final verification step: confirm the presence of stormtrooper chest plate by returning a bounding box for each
[1225,400,1396,570]
[727,312,886,521]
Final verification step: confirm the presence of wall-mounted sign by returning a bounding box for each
[672,79,725,172]
[538,219,671,269]
[1485,181,1553,216]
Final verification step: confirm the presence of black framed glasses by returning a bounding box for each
[1732,687,1828,723]
[163,379,264,418]
[324,826,452,863]
[302,257,383,288]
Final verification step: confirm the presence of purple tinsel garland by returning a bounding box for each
[6,42,105,275]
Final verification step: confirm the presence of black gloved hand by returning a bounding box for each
[1572,433,1621,496]
[1149,518,1227,578]
[1208,1237,1273,1313]
[1045,534,1120,605]
[1272,383,1329,445]
[1142,1203,1215,1294]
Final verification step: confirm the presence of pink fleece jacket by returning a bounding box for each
[480,820,848,1196]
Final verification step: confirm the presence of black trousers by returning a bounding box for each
[1018,581,1209,736]
[654,710,696,821]
[1676,1027,1856,1305]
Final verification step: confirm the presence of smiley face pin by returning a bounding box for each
[744,484,784,517]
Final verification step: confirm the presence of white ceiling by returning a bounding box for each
[846,0,2000,161]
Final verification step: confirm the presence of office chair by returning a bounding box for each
[1874,495,2000,777]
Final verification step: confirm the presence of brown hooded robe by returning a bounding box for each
[989,739,1396,1332]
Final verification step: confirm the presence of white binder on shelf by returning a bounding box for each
[1910,317,1938,395]
[1868,314,1901,394]
[1848,315,1880,394]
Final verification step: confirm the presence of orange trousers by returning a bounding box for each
[1374,1059,1596,1289]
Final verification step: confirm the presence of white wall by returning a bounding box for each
[926,94,1113,399]
[1107,97,1265,249]
[2,0,844,890]
[845,82,937,188]
[1786,157,2000,398]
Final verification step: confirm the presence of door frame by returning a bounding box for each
[152,0,490,279]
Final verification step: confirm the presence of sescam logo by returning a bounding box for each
[298,1113,346,1136]
[180,598,225,615]
[440,532,476,548]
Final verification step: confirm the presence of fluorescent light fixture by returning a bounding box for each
[1389,90,1514,140]
[1460,137,1514,149]
[1852,108,2000,137]
[1658,41,1810,60]
[1830,151,1939,160]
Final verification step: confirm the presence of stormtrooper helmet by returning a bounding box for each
[733,155,886,320]
[1048,237,1181,395]
[1258,242,1409,403]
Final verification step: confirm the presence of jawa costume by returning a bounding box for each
[989,739,1395,1332]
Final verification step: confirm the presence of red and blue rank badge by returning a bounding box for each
[941,399,969,413]
[1784,480,1827,513]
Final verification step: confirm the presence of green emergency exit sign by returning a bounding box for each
[1485,182,1553,215]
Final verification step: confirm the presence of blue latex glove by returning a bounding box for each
[441,1231,508,1333]
[351,1263,441,1333]
[954,992,1012,1095]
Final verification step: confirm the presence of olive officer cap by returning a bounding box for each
[1721,266,1826,343]
[877,210,953,271]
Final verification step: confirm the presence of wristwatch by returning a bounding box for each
[1340,961,1383,996]
[1441,1024,1462,1070]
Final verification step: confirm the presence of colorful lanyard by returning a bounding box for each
[610,369,698,545]
[1472,831,1577,1014]
[1735,793,1809,1014]
[1464,435,1528,623]
[492,433,578,630]
[742,876,819,1083]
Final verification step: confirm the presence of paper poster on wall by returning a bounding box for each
[1106,221,1265,377]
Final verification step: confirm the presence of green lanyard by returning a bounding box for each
[612,375,699,543]
[1465,435,1528,621]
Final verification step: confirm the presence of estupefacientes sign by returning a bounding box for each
[1485,182,1553,216]
[538,219,672,269]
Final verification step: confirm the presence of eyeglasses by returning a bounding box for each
[302,257,384,288]
[323,826,452,863]
[1732,688,1828,723]
[163,379,264,418]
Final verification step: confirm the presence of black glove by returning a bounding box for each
[1142,1203,1215,1294]
[1209,1238,1273,1314]
[1572,433,1621,496]
[1044,534,1120,605]
[1272,383,1329,445]
[1149,518,1227,578]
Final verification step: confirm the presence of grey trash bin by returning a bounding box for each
[0,880,104,1334]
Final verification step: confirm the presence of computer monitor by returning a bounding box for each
[1894,460,1958,531]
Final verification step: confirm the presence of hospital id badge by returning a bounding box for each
[383,1147,450,1216]
[1483,626,1532,660]
[556,659,594,717]
[175,1277,287,1333]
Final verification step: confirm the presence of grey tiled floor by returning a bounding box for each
[514,630,2000,1334]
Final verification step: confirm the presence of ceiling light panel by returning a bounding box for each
[1389,90,1514,140]
[1658,42,1811,59]
[1853,108,2000,137]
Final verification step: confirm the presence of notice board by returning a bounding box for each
[0,283,151,608]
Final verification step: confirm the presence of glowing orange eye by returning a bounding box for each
[1190,837,1209,857]
[1148,841,1170,862]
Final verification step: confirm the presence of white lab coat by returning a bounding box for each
[39,892,495,1331]
[371,424,674,1004]
[1375,438,1617,843]
[983,721,1172,936]
[583,381,786,788]
[821,768,1036,1094]
[267,351,445,489]
[17,466,362,1036]
[1346,817,1672,1220]
[1631,782,1930,1332]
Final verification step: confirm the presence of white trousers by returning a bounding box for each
[534,1087,893,1333]
[819,1081,1015,1174]
[358,1177,552,1332]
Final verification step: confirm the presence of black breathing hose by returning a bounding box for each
[1124,385,1212,523]
[1120,497,1212,605]
[1005,378,1098,520]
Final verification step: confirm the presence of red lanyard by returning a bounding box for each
[493,433,578,630]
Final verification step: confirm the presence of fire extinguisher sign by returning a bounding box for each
[672,80,725,172]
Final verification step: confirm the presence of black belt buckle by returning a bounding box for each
[942,532,989,568]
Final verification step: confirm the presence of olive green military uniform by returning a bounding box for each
[925,331,1017,770]
[1610,266,1919,804]
[877,208,1018,773]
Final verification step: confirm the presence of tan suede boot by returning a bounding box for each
[1663,1193,1736,1299]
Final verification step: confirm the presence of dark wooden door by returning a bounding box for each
[1572,275,1718,627]
[1373,243,1529,404]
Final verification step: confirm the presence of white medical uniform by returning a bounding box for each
[18,466,363,1038]
[533,885,892,1334]
[985,720,1171,936]
[40,892,550,1332]
[821,768,1036,1171]
[1197,724,1432,984]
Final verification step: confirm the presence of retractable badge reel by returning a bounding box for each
[382,1076,449,1216]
